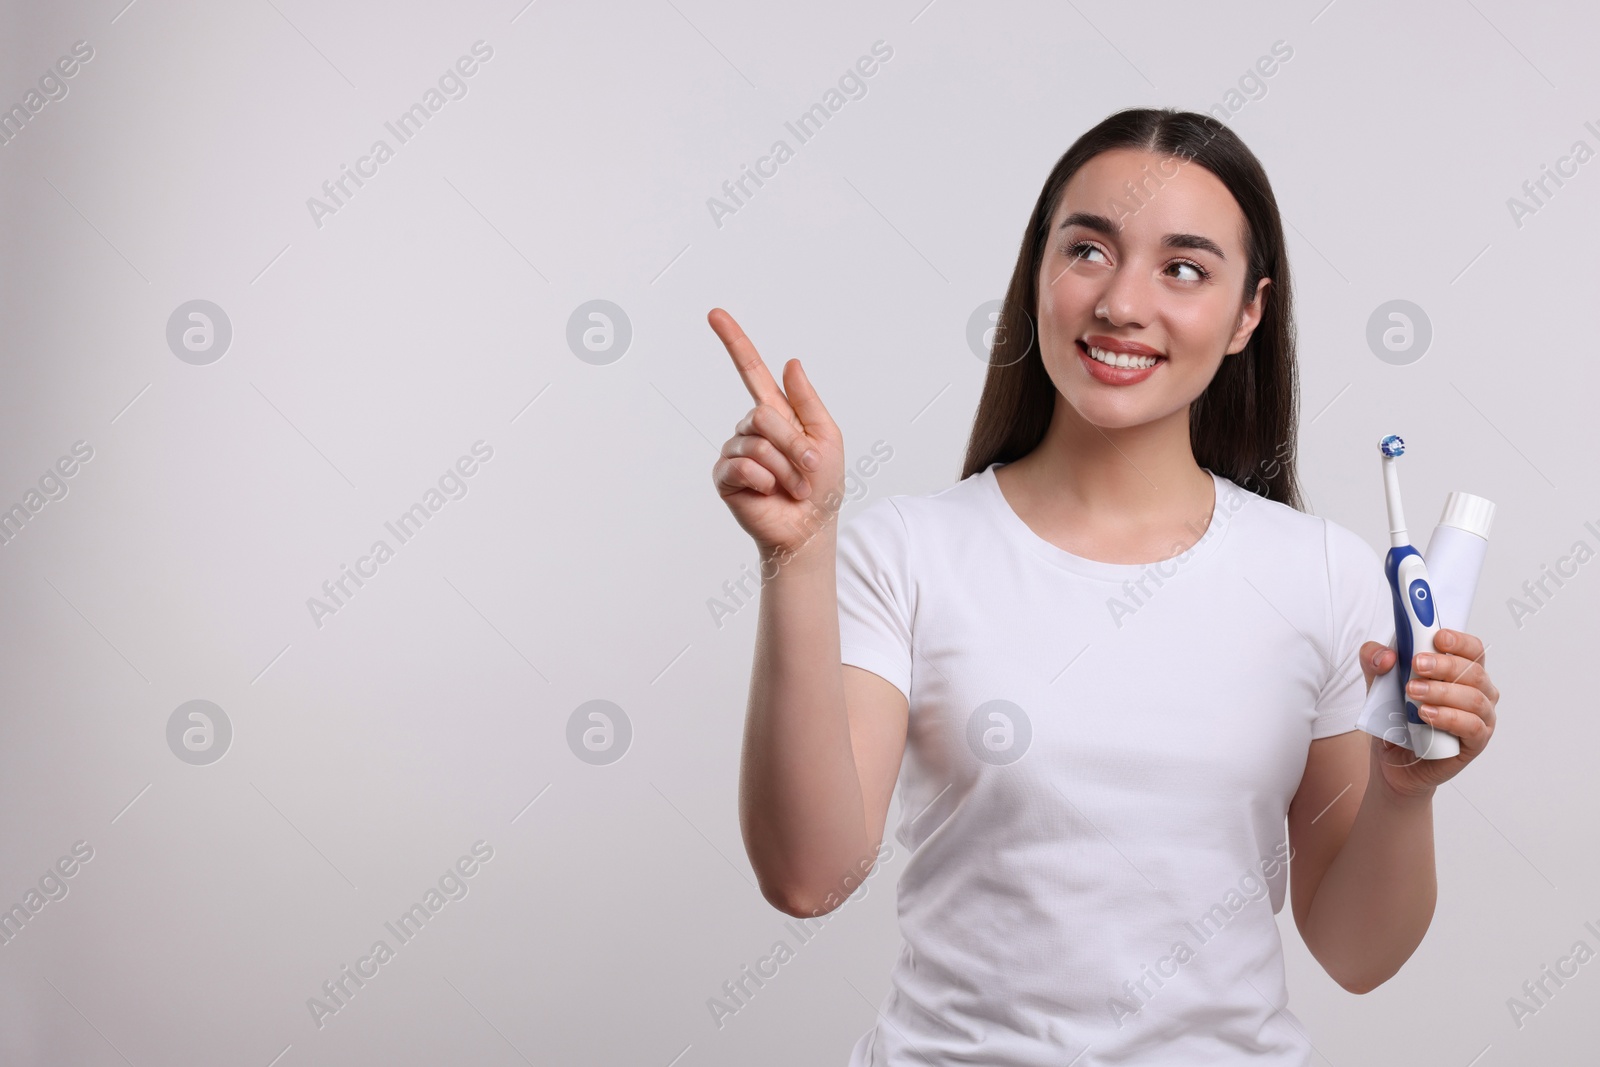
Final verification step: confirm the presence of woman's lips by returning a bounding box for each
[1076,339,1164,385]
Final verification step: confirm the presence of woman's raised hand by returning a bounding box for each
[708,307,844,559]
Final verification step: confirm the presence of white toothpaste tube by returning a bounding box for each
[1357,489,1496,751]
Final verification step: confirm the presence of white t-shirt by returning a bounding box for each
[837,461,1393,1067]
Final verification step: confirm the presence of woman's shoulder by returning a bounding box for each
[1224,476,1342,536]
[837,467,990,543]
[1222,478,1386,592]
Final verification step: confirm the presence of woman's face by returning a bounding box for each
[1034,147,1269,431]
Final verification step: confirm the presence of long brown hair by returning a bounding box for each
[960,107,1303,511]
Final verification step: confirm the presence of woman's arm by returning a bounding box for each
[1287,728,1436,994]
[739,540,907,918]
[705,307,907,919]
[1288,630,1499,993]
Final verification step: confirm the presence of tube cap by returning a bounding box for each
[1439,491,1495,540]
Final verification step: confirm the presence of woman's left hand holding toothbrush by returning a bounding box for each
[1360,628,1499,797]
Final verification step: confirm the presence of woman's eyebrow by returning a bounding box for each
[1056,211,1228,261]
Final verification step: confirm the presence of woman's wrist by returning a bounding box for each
[1368,745,1438,809]
[757,528,836,584]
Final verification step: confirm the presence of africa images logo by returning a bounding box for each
[305,41,494,229]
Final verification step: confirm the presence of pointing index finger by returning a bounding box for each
[708,307,791,414]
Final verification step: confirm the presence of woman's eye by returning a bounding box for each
[1169,260,1211,282]
[1064,241,1104,263]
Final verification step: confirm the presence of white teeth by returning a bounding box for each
[1086,345,1160,369]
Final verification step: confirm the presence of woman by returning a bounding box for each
[707,107,1498,1065]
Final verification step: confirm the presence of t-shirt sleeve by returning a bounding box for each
[835,496,915,703]
[1312,518,1396,739]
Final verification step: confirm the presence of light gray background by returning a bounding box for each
[1,0,1596,1064]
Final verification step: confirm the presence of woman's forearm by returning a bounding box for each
[737,531,873,917]
[1303,771,1437,994]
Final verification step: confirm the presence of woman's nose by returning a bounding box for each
[1094,269,1154,328]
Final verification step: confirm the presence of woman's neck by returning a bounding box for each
[993,399,1217,563]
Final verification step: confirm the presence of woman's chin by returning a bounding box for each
[1060,390,1187,433]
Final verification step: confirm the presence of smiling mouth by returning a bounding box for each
[1077,339,1165,370]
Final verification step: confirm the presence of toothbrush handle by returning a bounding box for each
[1389,550,1460,759]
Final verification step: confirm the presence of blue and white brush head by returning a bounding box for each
[1379,434,1406,458]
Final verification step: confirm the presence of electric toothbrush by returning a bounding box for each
[1379,435,1458,760]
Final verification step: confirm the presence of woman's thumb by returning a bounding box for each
[1361,641,1395,683]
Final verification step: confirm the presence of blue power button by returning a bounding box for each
[1408,578,1435,627]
